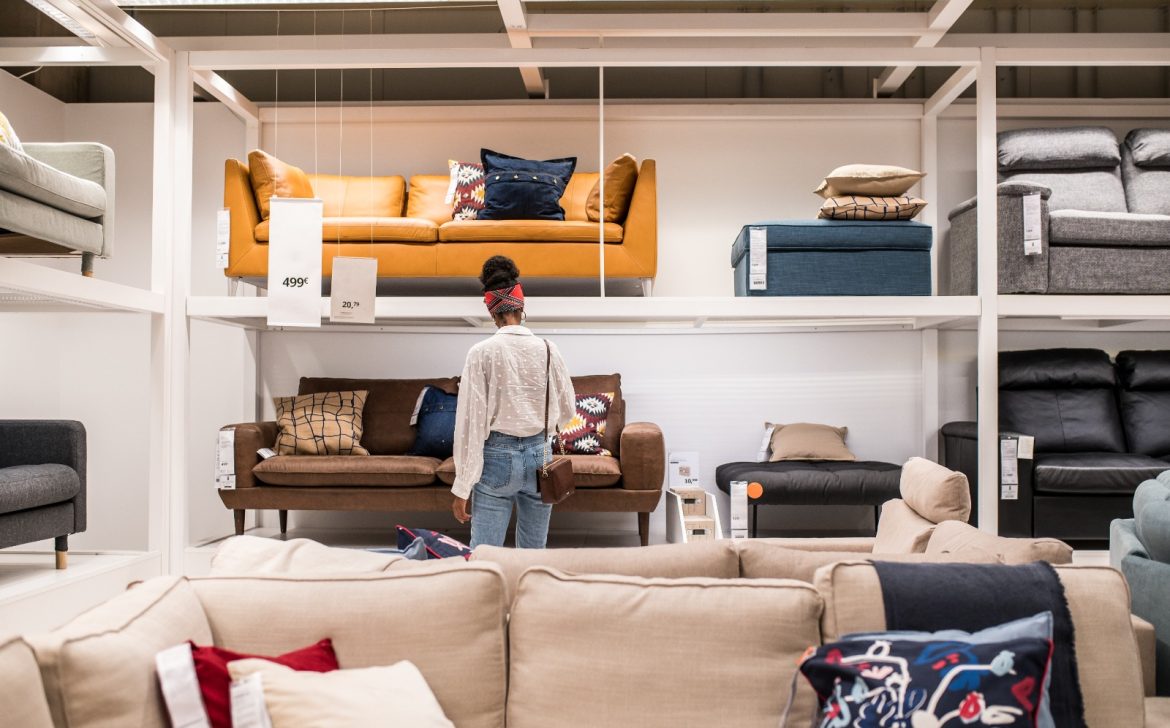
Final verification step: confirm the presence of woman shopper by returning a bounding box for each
[451,256,576,549]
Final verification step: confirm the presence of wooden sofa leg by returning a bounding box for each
[279,510,288,535]
[233,510,246,536]
[637,512,650,546]
[81,252,95,277]
[54,535,68,570]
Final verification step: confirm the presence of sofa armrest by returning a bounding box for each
[0,420,86,532]
[1133,614,1158,697]
[224,422,279,489]
[939,422,1036,534]
[755,537,875,553]
[945,181,1051,295]
[1121,553,1170,696]
[22,142,115,259]
[223,158,262,278]
[618,422,665,491]
[619,159,657,279]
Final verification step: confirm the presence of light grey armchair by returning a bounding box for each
[0,141,115,276]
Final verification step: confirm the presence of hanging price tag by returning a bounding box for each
[330,256,377,324]
[267,198,323,328]
[215,209,230,270]
[1022,193,1042,256]
[749,226,767,291]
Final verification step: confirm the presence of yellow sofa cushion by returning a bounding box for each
[255,217,438,243]
[439,219,622,243]
[247,149,314,220]
[307,173,406,217]
[406,175,455,226]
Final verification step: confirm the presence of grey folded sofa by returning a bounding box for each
[947,126,1170,294]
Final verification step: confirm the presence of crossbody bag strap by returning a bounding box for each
[542,339,553,469]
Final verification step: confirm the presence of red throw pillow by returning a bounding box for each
[191,638,339,728]
[557,392,615,456]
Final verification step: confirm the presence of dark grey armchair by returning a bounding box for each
[0,421,86,569]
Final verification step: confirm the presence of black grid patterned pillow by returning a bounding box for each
[273,390,370,456]
[818,195,927,221]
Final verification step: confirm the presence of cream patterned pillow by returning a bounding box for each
[273,391,370,456]
[0,111,22,151]
[818,195,927,221]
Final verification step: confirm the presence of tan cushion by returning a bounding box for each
[814,163,924,199]
[755,536,875,553]
[767,422,855,462]
[507,568,823,727]
[253,455,440,487]
[473,540,740,603]
[817,195,927,221]
[436,454,621,488]
[1148,697,1170,725]
[873,498,936,553]
[737,541,1000,582]
[306,173,405,217]
[1135,615,1157,697]
[406,175,454,225]
[27,576,213,728]
[438,219,623,243]
[227,658,454,728]
[899,456,971,523]
[209,535,404,575]
[587,154,639,223]
[191,563,507,728]
[255,216,438,243]
[273,391,370,456]
[248,149,315,219]
[0,634,53,728]
[560,172,598,222]
[815,562,1146,727]
[926,520,1074,565]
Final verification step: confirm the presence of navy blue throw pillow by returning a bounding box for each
[407,386,457,459]
[479,148,577,221]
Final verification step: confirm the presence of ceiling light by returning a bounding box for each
[24,0,97,40]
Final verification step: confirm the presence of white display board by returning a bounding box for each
[668,451,701,489]
[267,197,323,328]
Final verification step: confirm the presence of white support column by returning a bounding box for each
[975,47,999,534]
[597,65,605,298]
[921,114,939,293]
[921,328,940,461]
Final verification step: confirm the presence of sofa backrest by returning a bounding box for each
[506,567,824,727]
[406,172,601,227]
[998,126,1127,213]
[305,173,406,218]
[0,634,54,728]
[999,348,1127,453]
[1117,350,1170,459]
[1121,128,1170,215]
[815,561,1146,727]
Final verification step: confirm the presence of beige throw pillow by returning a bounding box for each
[818,195,927,221]
[814,164,924,199]
[872,498,936,553]
[899,456,971,523]
[273,391,370,456]
[228,658,454,728]
[587,153,639,223]
[767,422,855,462]
[926,520,1074,565]
[247,149,315,220]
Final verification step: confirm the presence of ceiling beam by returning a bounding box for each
[941,33,1170,49]
[525,12,928,38]
[0,45,146,66]
[192,69,258,122]
[923,65,976,117]
[23,0,128,47]
[497,0,545,98]
[874,0,973,97]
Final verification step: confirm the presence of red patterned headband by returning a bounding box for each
[484,283,525,314]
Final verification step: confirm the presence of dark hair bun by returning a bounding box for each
[480,255,520,292]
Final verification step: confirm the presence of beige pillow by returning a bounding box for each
[926,520,1074,565]
[767,422,855,462]
[228,658,454,728]
[872,498,936,553]
[248,149,315,220]
[899,456,971,523]
[814,164,924,199]
[818,195,927,221]
[587,153,639,223]
[273,390,370,456]
[0,635,53,728]
[210,536,403,575]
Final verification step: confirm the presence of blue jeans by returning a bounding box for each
[469,431,552,549]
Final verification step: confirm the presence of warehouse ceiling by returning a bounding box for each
[3,0,1170,103]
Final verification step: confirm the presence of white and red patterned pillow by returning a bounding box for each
[446,159,486,220]
[557,392,614,456]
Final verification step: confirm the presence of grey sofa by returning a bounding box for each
[948,126,1170,294]
[1112,472,1170,696]
[0,421,86,569]
[0,142,115,276]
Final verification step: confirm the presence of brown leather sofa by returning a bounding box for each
[222,160,657,287]
[218,374,665,545]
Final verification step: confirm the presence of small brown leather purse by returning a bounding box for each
[537,340,575,505]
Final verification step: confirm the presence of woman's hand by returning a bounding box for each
[452,496,471,524]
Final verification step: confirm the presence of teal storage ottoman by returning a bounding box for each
[731,219,932,296]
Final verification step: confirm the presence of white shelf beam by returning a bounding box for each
[525,12,928,38]
[924,65,977,118]
[0,258,163,314]
[497,0,546,98]
[998,296,1170,320]
[0,45,146,66]
[996,47,1170,67]
[192,69,259,124]
[875,0,973,96]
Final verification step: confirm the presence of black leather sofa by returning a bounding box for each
[942,349,1170,542]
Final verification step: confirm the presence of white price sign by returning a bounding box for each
[215,209,230,270]
[267,197,323,328]
[330,256,377,324]
[215,428,236,489]
[1022,193,1042,256]
[1000,438,1019,487]
[748,226,767,291]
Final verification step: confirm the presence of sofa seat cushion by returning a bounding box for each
[1049,210,1170,247]
[737,541,1000,582]
[0,464,80,515]
[253,455,440,487]
[439,219,622,243]
[714,460,901,506]
[0,143,105,218]
[435,454,621,488]
[1033,452,1169,495]
[254,217,438,243]
[0,635,53,728]
[926,520,1073,565]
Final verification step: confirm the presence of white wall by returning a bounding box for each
[0,71,64,142]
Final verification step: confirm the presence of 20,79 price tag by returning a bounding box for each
[330,257,377,324]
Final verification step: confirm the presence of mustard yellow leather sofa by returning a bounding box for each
[222,159,657,287]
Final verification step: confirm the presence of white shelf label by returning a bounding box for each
[215,209,230,270]
[1017,435,1035,460]
[329,256,377,324]
[1000,438,1019,487]
[748,227,767,291]
[216,429,236,489]
[1001,484,1019,501]
[730,480,749,531]
[1022,193,1042,256]
[668,451,701,489]
[267,197,323,328]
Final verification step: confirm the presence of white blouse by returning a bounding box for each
[451,325,577,499]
